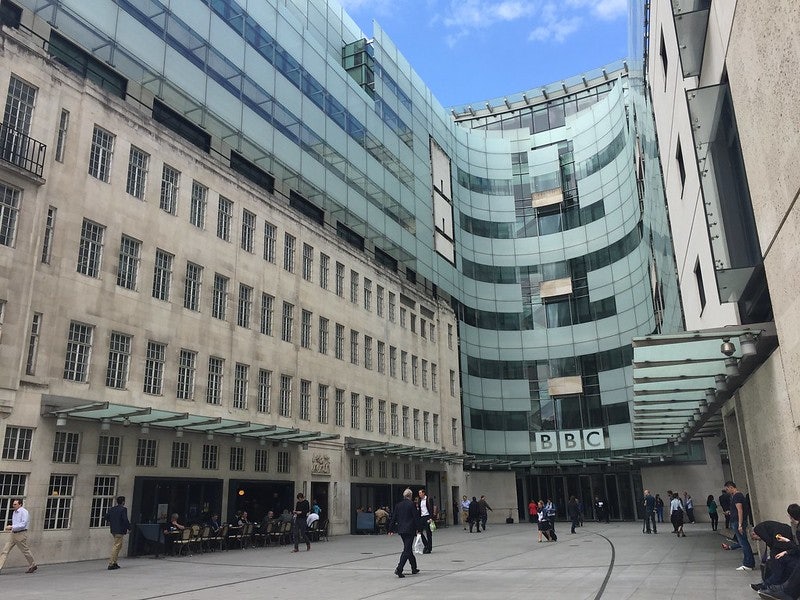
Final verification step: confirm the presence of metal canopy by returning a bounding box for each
[344,437,467,464]
[672,0,711,78]
[632,323,777,443]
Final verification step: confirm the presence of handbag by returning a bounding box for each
[413,533,424,554]
[429,520,436,533]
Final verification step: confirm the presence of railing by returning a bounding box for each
[0,122,47,178]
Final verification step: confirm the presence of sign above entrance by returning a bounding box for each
[533,428,605,452]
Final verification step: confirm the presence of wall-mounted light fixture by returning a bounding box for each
[234,433,242,444]
[715,374,728,392]
[140,423,150,435]
[281,440,288,448]
[175,427,184,438]
[206,431,214,441]
[725,357,739,377]
[56,415,67,427]
[259,437,267,446]
[740,333,757,356]
[100,418,111,432]
[720,338,736,356]
[301,442,309,450]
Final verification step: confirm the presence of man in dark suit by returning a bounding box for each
[105,495,131,570]
[389,488,420,578]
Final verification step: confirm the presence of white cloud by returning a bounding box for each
[566,0,628,21]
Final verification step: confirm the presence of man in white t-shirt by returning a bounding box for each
[417,489,433,553]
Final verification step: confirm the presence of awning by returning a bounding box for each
[632,323,777,443]
[344,437,468,464]
[672,0,711,78]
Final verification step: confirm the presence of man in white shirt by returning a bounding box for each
[0,498,37,574]
[461,495,471,530]
[417,489,433,554]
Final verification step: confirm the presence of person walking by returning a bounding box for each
[388,488,419,578]
[724,480,755,571]
[468,496,481,533]
[105,495,131,570]
[670,493,686,537]
[0,498,37,574]
[683,492,696,523]
[528,499,539,524]
[642,489,657,534]
[291,492,311,552]
[568,496,580,534]
[719,489,732,529]
[417,489,433,553]
[461,495,470,530]
[655,494,664,523]
[707,495,719,531]
[478,495,493,531]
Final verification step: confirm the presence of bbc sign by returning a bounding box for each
[533,428,605,452]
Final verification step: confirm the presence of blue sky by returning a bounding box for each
[337,0,630,109]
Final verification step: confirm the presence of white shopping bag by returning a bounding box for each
[413,533,424,554]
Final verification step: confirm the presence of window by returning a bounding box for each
[2,426,32,460]
[319,253,329,289]
[254,448,269,472]
[335,324,345,359]
[0,183,20,247]
[257,369,271,413]
[318,317,329,354]
[402,406,409,437]
[350,270,359,303]
[350,457,359,477]
[125,146,149,199]
[177,349,196,400]
[429,323,435,341]
[299,379,310,421]
[379,460,387,478]
[364,459,374,478]
[364,336,372,369]
[401,351,408,382]
[53,431,79,463]
[350,330,359,365]
[260,293,274,335]
[64,321,93,382]
[411,314,417,333]
[283,233,295,272]
[152,249,173,301]
[448,324,454,349]
[391,462,398,479]
[413,409,420,439]
[423,411,430,442]
[376,285,384,317]
[363,278,372,310]
[88,125,114,182]
[431,364,438,391]
[44,475,74,529]
[365,396,373,432]
[301,310,312,349]
[422,360,428,389]
[217,196,233,241]
[90,476,117,528]
[40,206,56,263]
[233,363,249,409]
[55,108,69,162]
[335,389,345,427]
[277,451,289,473]
[351,393,360,429]
[136,438,158,466]
[695,259,706,310]
[390,403,398,436]
[420,318,426,338]
[77,219,105,277]
[202,444,218,469]
[378,400,386,434]
[230,446,244,471]
[97,435,121,465]
[105,332,131,389]
[212,273,228,320]
[25,313,41,376]
[0,474,26,520]
[388,292,396,322]
[159,164,180,215]
[335,262,345,297]
[190,181,207,229]
[281,302,294,343]
[302,243,313,281]
[116,235,141,290]
[241,209,256,252]
[433,414,439,443]
[389,346,397,378]
[184,262,203,311]
[263,222,276,263]
[412,355,419,385]
[400,307,407,328]
[318,384,329,424]
[450,370,456,396]
[0,299,5,344]
[143,341,166,395]
[279,374,292,417]
[377,341,385,374]
[206,356,224,405]
[659,30,668,82]
[238,283,253,328]
[171,441,190,468]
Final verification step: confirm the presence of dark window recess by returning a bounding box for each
[336,221,364,251]
[289,190,324,225]
[659,30,668,81]
[153,99,210,153]
[676,139,686,194]
[229,150,275,194]
[406,268,416,284]
[48,32,127,99]
[469,408,529,431]
[694,260,706,310]
[604,403,631,426]
[374,247,397,272]
[0,0,22,28]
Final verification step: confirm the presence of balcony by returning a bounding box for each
[0,122,47,181]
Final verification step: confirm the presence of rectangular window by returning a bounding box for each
[263,222,276,263]
[238,283,253,328]
[390,403,398,436]
[400,308,407,328]
[143,340,166,395]
[422,359,428,389]
[44,474,74,529]
[105,331,131,389]
[277,451,289,473]
[401,351,408,382]
[677,138,686,195]
[229,446,244,471]
[40,206,56,263]
[318,384,329,424]
[350,457,359,477]
[389,346,397,378]
[335,389,345,427]
[413,409,420,439]
[88,125,114,182]
[450,370,456,396]
[452,418,458,445]
[183,262,203,311]
[2,426,32,460]
[159,164,180,215]
[207,356,224,405]
[241,209,256,252]
[364,396,373,432]
[429,323,435,341]
[190,181,207,229]
[411,314,417,333]
[136,438,158,467]
[376,285,384,317]
[281,302,294,343]
[335,324,345,360]
[351,393,360,429]
[364,459,373,478]
[350,270,359,303]
[97,435,121,465]
[25,312,41,376]
[364,336,372,369]
[116,235,141,290]
[420,318,426,338]
[431,364,438,391]
[152,249,173,301]
[257,369,272,413]
[335,262,345,297]
[379,460,387,478]
[299,379,310,421]
[254,448,269,472]
[695,259,706,310]
[217,196,233,241]
[350,330,359,365]
[64,321,93,382]
[302,243,313,281]
[433,414,439,443]
[319,253,329,289]
[448,324,454,349]
[260,293,274,335]
[77,218,105,277]
[55,108,69,162]
[423,411,430,442]
[52,431,79,463]
[201,444,218,470]
[318,317,329,354]
[0,186,16,248]
[402,406,409,438]
[90,475,117,528]
[391,462,399,479]
[301,310,312,349]
[377,341,385,374]
[363,278,372,311]
[388,292,396,322]
[279,374,292,417]
[283,233,295,272]
[125,145,149,199]
[0,474,26,519]
[233,363,249,409]
[212,273,228,320]
[378,400,386,434]
[171,441,190,469]
[412,355,418,385]
[177,349,196,400]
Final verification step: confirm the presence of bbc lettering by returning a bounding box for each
[534,428,605,452]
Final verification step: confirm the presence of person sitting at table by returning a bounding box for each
[164,513,185,555]
[237,511,251,526]
[279,509,293,523]
[206,513,222,534]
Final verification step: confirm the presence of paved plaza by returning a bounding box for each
[0,521,764,599]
